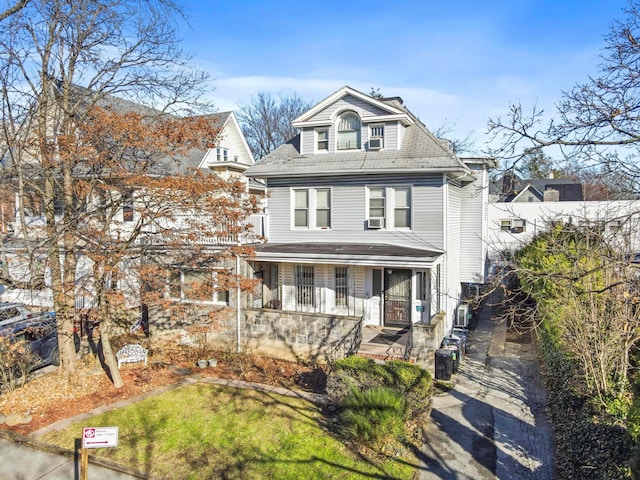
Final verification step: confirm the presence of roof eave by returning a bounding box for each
[254,251,439,268]
[249,166,474,179]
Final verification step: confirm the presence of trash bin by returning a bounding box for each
[443,334,464,361]
[452,327,470,354]
[435,348,453,380]
[442,344,460,374]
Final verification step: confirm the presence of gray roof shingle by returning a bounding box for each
[246,88,470,178]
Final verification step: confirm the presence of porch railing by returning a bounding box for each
[324,316,363,365]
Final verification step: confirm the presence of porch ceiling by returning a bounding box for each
[253,242,443,268]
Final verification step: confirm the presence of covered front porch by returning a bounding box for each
[250,242,444,328]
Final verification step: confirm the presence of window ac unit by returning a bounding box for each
[367,217,384,229]
[369,138,383,149]
[455,304,470,327]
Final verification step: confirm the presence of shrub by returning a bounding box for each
[0,336,38,391]
[339,386,407,445]
[328,356,433,448]
[384,360,432,410]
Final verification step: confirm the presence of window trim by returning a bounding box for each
[292,187,332,230]
[334,266,349,309]
[366,185,412,230]
[168,269,229,305]
[336,111,361,151]
[369,123,384,150]
[316,129,329,153]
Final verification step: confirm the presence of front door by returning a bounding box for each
[384,269,412,326]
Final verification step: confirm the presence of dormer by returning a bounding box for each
[292,86,414,155]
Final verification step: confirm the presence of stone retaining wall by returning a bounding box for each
[408,312,446,367]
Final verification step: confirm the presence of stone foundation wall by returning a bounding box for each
[148,304,362,362]
[243,308,362,362]
[408,312,446,367]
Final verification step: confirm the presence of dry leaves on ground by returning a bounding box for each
[0,340,327,436]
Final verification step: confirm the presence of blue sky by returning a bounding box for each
[176,0,630,152]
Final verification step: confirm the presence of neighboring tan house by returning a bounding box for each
[242,85,494,363]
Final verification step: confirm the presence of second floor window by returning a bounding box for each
[394,187,411,228]
[293,188,331,229]
[337,112,361,150]
[369,187,386,220]
[367,186,412,229]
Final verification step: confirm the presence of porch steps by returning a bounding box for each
[356,326,411,363]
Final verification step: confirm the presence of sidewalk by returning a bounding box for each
[419,301,555,479]
[0,428,141,479]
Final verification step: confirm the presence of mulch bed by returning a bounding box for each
[0,339,328,436]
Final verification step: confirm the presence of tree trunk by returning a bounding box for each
[100,326,124,388]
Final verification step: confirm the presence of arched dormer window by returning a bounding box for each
[337,111,361,150]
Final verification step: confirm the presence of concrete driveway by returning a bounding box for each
[418,301,555,480]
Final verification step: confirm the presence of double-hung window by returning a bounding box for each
[294,190,309,227]
[394,187,411,228]
[367,186,412,229]
[293,188,331,229]
[295,265,315,308]
[122,193,134,223]
[316,129,329,152]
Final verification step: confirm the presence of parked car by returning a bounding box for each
[0,317,78,369]
[0,302,54,327]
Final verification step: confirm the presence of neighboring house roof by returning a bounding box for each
[246,85,473,180]
[253,242,443,268]
[491,173,583,202]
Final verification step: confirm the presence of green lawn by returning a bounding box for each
[42,383,419,479]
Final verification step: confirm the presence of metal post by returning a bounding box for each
[236,252,241,353]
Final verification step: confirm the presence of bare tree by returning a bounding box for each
[0,0,28,22]
[429,120,477,155]
[237,92,312,159]
[0,0,260,386]
[487,1,640,194]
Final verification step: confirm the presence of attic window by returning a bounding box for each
[337,112,361,150]
[369,124,384,149]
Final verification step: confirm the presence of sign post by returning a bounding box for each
[80,427,119,480]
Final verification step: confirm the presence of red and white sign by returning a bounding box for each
[82,427,119,449]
